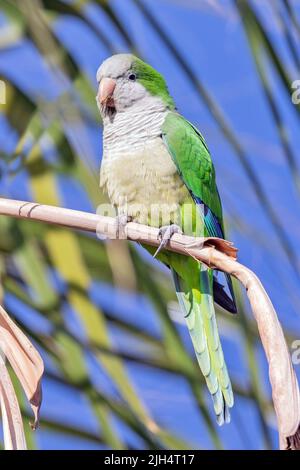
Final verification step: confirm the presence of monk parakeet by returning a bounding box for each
[96,54,237,425]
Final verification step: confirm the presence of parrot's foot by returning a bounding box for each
[153,224,182,258]
[115,214,132,239]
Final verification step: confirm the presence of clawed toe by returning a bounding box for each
[153,224,182,258]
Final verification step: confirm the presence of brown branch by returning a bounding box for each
[0,197,299,450]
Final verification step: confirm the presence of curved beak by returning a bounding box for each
[98,77,116,106]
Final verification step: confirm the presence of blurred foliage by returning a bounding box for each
[0,0,299,449]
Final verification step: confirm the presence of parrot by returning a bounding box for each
[96,54,237,425]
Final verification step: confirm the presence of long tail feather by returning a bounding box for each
[173,265,234,425]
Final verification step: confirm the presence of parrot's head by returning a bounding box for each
[96,54,175,119]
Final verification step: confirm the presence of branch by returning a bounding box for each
[0,197,299,450]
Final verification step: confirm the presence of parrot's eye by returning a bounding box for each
[128,73,136,81]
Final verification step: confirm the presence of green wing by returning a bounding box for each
[161,111,224,236]
[162,111,237,314]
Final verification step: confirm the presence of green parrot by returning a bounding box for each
[96,54,237,425]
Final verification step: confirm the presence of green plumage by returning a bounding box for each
[162,112,223,227]
[133,58,176,110]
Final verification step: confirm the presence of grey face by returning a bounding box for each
[96,54,147,117]
[96,54,133,82]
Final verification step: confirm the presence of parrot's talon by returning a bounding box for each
[115,214,132,239]
[153,224,182,258]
